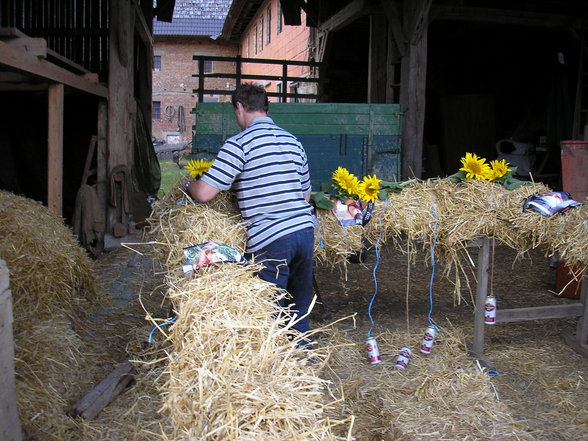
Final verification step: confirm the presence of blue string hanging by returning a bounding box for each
[367,198,388,339]
[427,198,441,332]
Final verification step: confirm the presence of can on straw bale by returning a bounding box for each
[484,295,497,325]
[366,337,382,365]
[419,326,437,354]
[394,347,412,369]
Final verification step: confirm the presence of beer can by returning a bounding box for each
[394,347,412,369]
[366,338,382,365]
[484,295,497,325]
[420,326,437,354]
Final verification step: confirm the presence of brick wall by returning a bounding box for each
[152,37,238,144]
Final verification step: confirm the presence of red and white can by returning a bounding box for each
[366,338,382,365]
[484,296,497,325]
[420,327,437,354]
[394,347,412,369]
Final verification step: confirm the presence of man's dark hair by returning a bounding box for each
[231,83,269,112]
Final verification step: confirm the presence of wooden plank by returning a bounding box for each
[0,260,23,441]
[496,303,585,323]
[472,237,490,357]
[67,360,135,420]
[48,83,64,216]
[0,41,107,98]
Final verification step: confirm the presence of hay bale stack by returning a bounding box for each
[0,190,99,327]
[161,263,342,440]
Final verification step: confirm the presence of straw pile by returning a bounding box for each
[323,324,535,440]
[0,190,105,440]
[0,190,100,328]
[160,263,344,441]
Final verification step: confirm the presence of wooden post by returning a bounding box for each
[399,0,429,179]
[0,260,23,441]
[48,83,64,216]
[472,237,490,356]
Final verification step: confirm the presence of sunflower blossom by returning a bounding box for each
[459,152,492,180]
[358,174,382,203]
[488,159,511,181]
[332,167,360,197]
[185,159,214,179]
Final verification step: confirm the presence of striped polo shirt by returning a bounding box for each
[200,116,314,253]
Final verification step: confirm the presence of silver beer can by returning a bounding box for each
[420,326,437,354]
[394,347,412,369]
[366,338,382,365]
[484,295,497,325]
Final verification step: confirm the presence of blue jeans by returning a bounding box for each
[249,227,314,344]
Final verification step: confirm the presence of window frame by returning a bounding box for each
[266,7,272,45]
[152,101,161,120]
[153,55,161,71]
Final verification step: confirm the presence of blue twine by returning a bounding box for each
[147,317,176,343]
[427,200,441,332]
[486,369,500,376]
[367,198,389,339]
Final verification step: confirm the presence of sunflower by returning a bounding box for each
[488,159,511,181]
[459,152,492,180]
[358,174,382,203]
[332,166,360,198]
[185,159,214,179]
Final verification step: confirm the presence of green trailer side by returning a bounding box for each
[192,102,403,190]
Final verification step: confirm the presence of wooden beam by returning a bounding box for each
[472,237,490,357]
[48,83,64,216]
[0,260,23,441]
[496,303,584,323]
[379,0,405,56]
[133,0,153,46]
[410,0,432,45]
[318,0,373,33]
[430,5,572,28]
[0,41,107,98]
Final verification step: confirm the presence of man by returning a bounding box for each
[187,83,315,347]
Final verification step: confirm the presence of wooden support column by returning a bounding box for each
[399,0,430,179]
[472,237,490,357]
[107,0,135,235]
[0,260,23,441]
[368,14,388,103]
[48,83,64,216]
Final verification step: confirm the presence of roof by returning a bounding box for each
[153,18,225,37]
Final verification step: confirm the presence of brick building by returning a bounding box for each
[152,0,237,145]
[233,0,316,102]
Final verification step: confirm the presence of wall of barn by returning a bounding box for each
[152,37,239,144]
[238,0,315,101]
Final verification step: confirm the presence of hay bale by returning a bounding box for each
[161,263,343,441]
[0,190,99,329]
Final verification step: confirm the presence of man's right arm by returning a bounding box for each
[187,179,220,202]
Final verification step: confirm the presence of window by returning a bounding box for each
[203,60,213,73]
[266,7,272,45]
[276,83,283,103]
[254,27,258,54]
[259,17,264,52]
[246,35,250,58]
[152,101,161,120]
[277,2,283,33]
[153,55,161,71]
